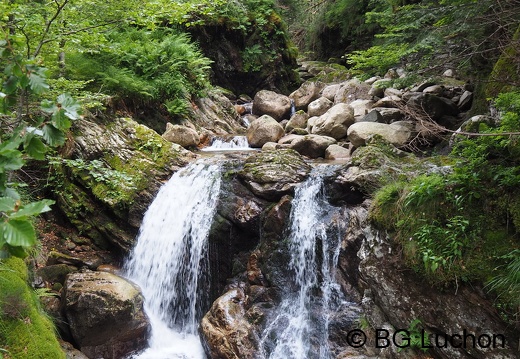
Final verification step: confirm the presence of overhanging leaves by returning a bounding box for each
[10,199,54,219]
[0,219,36,247]
[42,124,66,146]
[24,135,47,160]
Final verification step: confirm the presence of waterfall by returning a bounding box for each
[124,161,221,359]
[261,167,347,359]
[201,136,252,151]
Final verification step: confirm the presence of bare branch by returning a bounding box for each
[32,0,69,58]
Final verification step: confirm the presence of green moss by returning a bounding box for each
[0,258,65,359]
[485,24,520,99]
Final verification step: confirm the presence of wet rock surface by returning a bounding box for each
[62,271,149,359]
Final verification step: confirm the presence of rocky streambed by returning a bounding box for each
[33,63,519,358]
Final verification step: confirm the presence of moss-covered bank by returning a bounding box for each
[0,257,64,359]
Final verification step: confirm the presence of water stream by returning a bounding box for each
[124,160,347,358]
[260,167,347,359]
[124,161,222,359]
[201,136,252,152]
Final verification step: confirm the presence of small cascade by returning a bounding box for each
[124,161,222,359]
[289,99,296,117]
[201,135,253,152]
[260,167,348,359]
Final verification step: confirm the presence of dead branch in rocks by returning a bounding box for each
[391,99,520,152]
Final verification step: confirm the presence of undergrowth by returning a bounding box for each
[369,91,520,321]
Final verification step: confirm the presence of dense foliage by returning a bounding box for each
[293,0,520,79]
[0,38,81,259]
[370,91,520,318]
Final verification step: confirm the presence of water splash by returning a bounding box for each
[201,136,252,152]
[124,161,222,359]
[260,167,347,359]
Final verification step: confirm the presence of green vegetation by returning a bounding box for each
[1,36,81,259]
[370,91,520,318]
[66,27,212,117]
[0,257,65,359]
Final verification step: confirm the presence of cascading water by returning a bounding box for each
[261,167,348,359]
[201,136,252,151]
[124,161,221,359]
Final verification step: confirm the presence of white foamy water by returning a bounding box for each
[201,136,252,151]
[261,168,346,359]
[124,161,222,359]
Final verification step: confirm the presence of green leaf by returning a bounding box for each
[29,72,49,94]
[5,245,28,259]
[0,197,16,212]
[0,219,36,247]
[51,109,72,130]
[0,152,24,172]
[10,199,54,219]
[41,99,57,114]
[24,135,47,160]
[42,124,65,146]
[57,93,81,120]
[3,76,19,94]
[3,188,20,201]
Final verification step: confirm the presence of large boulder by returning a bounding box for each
[246,115,285,148]
[333,78,372,105]
[62,271,149,359]
[349,99,374,120]
[162,123,200,148]
[321,83,342,101]
[238,149,311,201]
[311,103,355,140]
[289,81,325,111]
[289,134,337,159]
[406,93,459,122]
[325,144,351,160]
[252,90,292,121]
[347,122,411,147]
[285,111,309,133]
[200,286,258,359]
[307,96,333,117]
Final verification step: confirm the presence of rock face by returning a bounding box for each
[311,103,355,139]
[55,117,195,254]
[62,271,149,359]
[238,149,312,201]
[162,123,200,147]
[252,90,293,121]
[246,115,285,148]
[187,19,300,97]
[353,208,519,359]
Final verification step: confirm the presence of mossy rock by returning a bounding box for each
[0,257,65,359]
[238,149,311,201]
[485,23,520,99]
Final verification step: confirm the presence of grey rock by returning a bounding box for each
[308,96,333,117]
[162,123,200,148]
[252,90,292,121]
[311,103,355,139]
[246,115,285,148]
[63,271,149,359]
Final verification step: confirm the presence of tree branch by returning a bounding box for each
[32,0,69,58]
